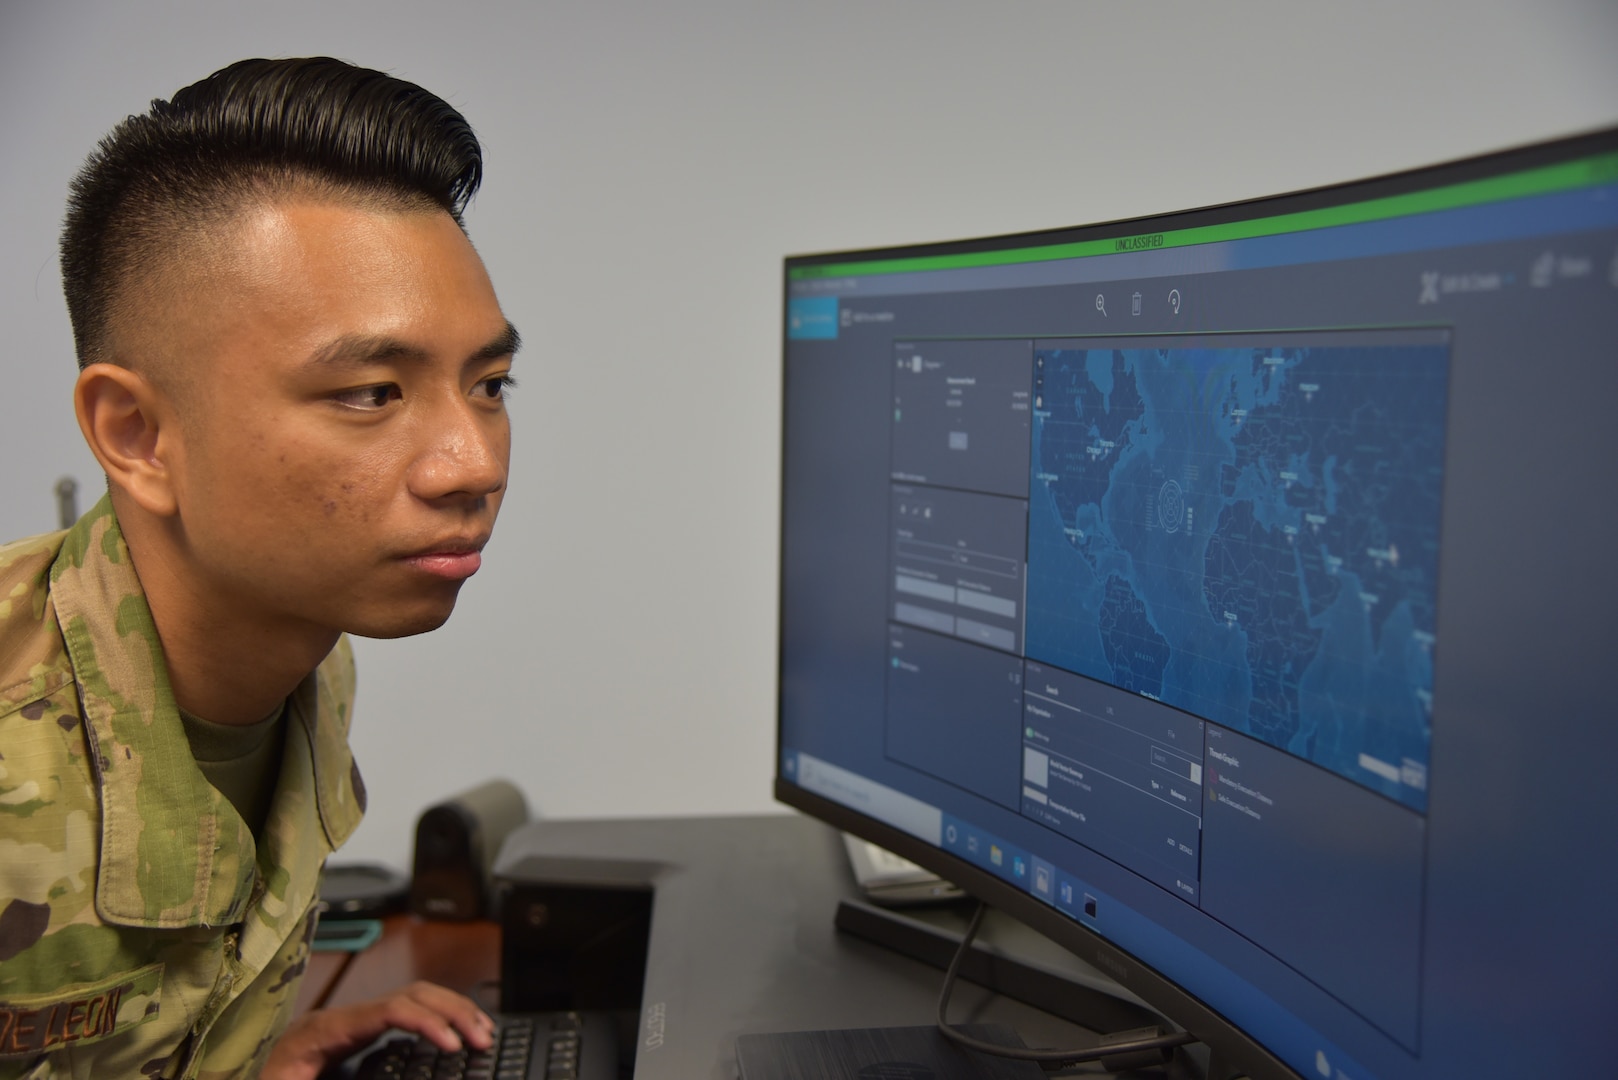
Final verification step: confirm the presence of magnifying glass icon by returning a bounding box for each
[1095,294,1107,317]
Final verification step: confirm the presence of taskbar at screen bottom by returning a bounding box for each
[781,747,1375,1080]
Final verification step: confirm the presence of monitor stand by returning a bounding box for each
[836,899,1224,1077]
[834,897,1160,1036]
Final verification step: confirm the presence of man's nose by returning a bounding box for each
[408,400,507,502]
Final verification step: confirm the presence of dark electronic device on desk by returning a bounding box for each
[411,779,530,920]
[767,127,1618,1079]
[318,863,410,918]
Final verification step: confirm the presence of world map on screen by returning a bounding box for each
[1025,343,1447,810]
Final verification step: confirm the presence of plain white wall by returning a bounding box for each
[3,0,1616,869]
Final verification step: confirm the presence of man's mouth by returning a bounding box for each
[400,537,488,581]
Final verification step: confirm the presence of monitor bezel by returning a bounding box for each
[774,123,1618,1080]
[782,124,1617,275]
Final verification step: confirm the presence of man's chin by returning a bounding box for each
[344,601,459,640]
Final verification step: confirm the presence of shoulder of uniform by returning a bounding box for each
[0,528,72,715]
[0,678,99,929]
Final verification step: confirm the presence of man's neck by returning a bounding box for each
[112,497,340,726]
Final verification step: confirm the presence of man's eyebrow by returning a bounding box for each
[305,334,427,369]
[304,321,521,370]
[476,321,522,364]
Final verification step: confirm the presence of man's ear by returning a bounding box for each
[74,363,181,517]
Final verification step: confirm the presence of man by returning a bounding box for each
[0,58,517,1078]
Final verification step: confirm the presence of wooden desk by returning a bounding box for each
[293,915,502,1017]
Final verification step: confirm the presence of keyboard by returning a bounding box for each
[349,1011,618,1080]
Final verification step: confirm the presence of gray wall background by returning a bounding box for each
[3,0,1615,870]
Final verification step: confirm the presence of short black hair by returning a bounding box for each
[60,57,483,369]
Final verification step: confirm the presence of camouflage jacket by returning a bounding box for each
[0,497,366,1079]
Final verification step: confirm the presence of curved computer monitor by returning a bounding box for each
[774,127,1618,1079]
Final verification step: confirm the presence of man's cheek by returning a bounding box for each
[314,473,387,525]
[277,449,368,512]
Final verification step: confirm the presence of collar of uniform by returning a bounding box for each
[297,633,365,853]
[50,498,362,929]
[231,638,366,973]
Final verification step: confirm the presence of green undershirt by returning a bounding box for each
[178,702,288,838]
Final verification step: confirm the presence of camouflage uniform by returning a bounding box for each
[0,497,367,1079]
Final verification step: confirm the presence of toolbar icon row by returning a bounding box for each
[1095,288,1182,317]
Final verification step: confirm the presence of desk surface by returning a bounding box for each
[293,915,501,1016]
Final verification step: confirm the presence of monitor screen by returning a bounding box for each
[774,128,1618,1079]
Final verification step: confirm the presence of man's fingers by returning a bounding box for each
[400,980,496,1043]
[381,982,496,1050]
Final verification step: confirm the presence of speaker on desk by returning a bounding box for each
[410,779,530,920]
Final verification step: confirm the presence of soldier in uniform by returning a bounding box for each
[0,58,517,1078]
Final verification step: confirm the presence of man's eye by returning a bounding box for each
[474,374,517,401]
[333,385,401,411]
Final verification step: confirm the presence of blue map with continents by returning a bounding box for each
[1025,342,1448,811]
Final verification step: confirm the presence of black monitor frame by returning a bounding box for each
[777,126,1616,281]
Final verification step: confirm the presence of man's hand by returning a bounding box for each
[262,980,496,1080]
